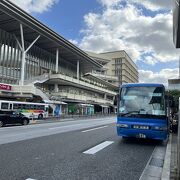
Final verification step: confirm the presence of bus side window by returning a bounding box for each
[38,105,43,110]
[30,105,34,110]
[13,103,18,110]
[45,107,48,112]
[1,103,9,110]
[22,104,26,110]
[17,104,22,110]
[25,104,29,110]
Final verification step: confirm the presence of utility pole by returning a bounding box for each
[179,56,180,78]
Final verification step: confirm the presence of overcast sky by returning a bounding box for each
[10,0,180,85]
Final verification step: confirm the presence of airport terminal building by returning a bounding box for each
[0,0,138,116]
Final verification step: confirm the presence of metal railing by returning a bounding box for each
[52,91,114,105]
[50,73,117,95]
[42,113,116,121]
[24,73,49,85]
[12,85,36,94]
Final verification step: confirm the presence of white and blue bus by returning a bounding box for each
[117,83,169,140]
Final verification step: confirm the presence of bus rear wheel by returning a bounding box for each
[38,114,43,119]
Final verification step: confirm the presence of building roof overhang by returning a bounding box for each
[84,73,118,90]
[0,0,102,72]
[168,78,180,84]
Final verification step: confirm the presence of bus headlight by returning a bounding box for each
[154,126,167,131]
[117,124,128,128]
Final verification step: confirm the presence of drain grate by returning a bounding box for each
[149,158,164,167]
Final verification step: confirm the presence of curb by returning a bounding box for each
[161,134,172,180]
[29,116,116,125]
[30,120,37,124]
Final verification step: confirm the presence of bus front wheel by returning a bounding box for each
[122,136,128,140]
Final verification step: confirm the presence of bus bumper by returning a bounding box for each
[117,127,168,140]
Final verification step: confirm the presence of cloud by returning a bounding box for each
[78,0,179,66]
[99,0,172,11]
[97,0,121,7]
[68,39,79,46]
[139,68,179,85]
[128,0,172,11]
[9,0,59,13]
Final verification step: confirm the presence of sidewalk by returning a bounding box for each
[161,133,178,180]
[170,133,178,180]
[30,114,116,125]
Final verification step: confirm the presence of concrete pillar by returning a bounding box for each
[77,60,79,79]
[113,96,115,101]
[54,84,58,93]
[20,51,26,85]
[17,23,40,85]
[56,49,59,73]
[104,94,107,99]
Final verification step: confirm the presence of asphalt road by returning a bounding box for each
[0,116,165,180]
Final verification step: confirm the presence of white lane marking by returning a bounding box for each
[48,123,83,130]
[83,141,114,155]
[26,178,36,180]
[82,125,108,133]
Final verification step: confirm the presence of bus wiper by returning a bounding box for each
[121,111,139,117]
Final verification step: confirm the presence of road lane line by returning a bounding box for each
[83,141,114,155]
[26,178,36,180]
[48,123,83,130]
[82,125,108,133]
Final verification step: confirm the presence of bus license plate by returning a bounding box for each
[133,125,149,129]
[137,134,146,138]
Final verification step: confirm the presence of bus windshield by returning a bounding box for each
[119,86,166,119]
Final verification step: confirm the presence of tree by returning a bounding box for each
[167,90,180,113]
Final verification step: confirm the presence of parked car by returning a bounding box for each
[0,110,30,127]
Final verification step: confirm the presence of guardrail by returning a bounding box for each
[12,85,36,94]
[52,91,114,105]
[41,113,116,120]
[24,73,49,85]
[50,74,117,95]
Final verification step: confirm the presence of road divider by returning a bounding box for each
[83,141,114,155]
[82,125,108,133]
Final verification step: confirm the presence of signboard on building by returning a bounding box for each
[0,84,12,91]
